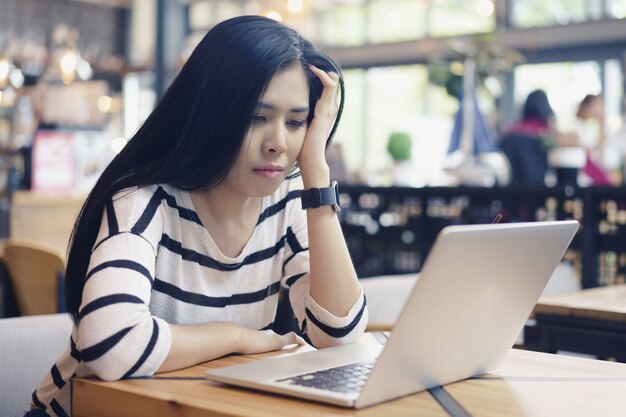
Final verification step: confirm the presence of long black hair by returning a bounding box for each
[65,15,345,323]
[522,89,554,124]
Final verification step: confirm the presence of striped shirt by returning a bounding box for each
[33,178,368,417]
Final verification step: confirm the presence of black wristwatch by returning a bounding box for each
[300,181,341,212]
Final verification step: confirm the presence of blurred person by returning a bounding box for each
[607,99,626,183]
[28,16,367,417]
[499,90,555,185]
[574,94,613,186]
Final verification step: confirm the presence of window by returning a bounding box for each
[317,4,366,47]
[511,0,587,27]
[608,0,626,18]
[334,65,459,186]
[316,0,495,46]
[429,0,495,36]
[513,62,602,131]
[367,0,427,43]
[509,0,625,27]
[334,69,366,175]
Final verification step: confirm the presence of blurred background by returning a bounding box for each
[0,0,624,195]
[3,2,626,364]
[1,0,626,302]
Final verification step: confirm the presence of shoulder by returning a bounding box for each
[108,184,192,232]
[111,184,189,208]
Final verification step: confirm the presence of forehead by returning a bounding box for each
[261,64,309,108]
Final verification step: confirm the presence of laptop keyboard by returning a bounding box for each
[276,361,375,394]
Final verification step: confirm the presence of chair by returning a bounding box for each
[0,313,73,417]
[361,274,419,332]
[2,239,67,316]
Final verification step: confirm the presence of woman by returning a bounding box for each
[30,16,367,417]
[575,94,612,185]
[499,90,555,185]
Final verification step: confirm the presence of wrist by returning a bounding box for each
[299,162,330,189]
[300,180,341,212]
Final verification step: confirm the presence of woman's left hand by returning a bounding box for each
[297,65,340,180]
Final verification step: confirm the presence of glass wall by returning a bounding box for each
[317,0,495,45]
[182,0,625,186]
[317,3,366,46]
[513,60,623,135]
[334,65,460,186]
[510,0,589,27]
[513,59,624,171]
[511,0,626,26]
[513,62,602,132]
[609,0,626,18]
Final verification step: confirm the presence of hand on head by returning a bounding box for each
[297,65,340,176]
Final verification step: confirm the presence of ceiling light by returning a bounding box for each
[60,51,78,74]
[287,0,304,13]
[0,56,12,87]
[9,67,24,88]
[475,0,494,17]
[266,10,283,22]
[110,136,128,154]
[97,95,112,112]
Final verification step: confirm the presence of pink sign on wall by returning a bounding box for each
[32,130,75,193]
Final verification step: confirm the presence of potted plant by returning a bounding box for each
[386,131,413,185]
[386,131,412,163]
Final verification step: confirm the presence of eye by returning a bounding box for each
[287,119,305,129]
[252,115,267,123]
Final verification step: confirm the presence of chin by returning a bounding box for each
[246,178,285,198]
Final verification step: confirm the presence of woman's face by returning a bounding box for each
[580,97,604,120]
[224,64,310,199]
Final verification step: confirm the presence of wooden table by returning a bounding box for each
[524,284,626,361]
[72,342,626,417]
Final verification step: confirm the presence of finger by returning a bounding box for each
[294,334,307,345]
[308,65,338,90]
[287,332,307,346]
[308,67,339,117]
[281,332,305,347]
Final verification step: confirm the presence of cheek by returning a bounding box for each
[292,131,307,156]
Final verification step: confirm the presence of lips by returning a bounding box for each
[253,165,284,179]
[255,165,283,172]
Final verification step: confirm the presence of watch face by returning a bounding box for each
[331,181,341,212]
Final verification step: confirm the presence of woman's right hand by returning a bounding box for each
[237,329,306,355]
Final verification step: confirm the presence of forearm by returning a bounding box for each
[297,67,361,318]
[301,163,361,317]
[157,322,243,373]
[157,322,302,373]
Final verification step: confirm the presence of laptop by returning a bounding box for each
[205,220,579,409]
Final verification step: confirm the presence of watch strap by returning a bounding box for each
[300,181,340,212]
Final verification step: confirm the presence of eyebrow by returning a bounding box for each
[257,101,309,113]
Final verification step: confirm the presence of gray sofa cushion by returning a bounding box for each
[0,314,72,417]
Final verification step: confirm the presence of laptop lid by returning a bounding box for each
[355,220,578,407]
[206,220,579,409]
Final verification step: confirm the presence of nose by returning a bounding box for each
[263,122,288,154]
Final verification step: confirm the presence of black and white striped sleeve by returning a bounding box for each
[77,187,172,381]
[281,186,368,349]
